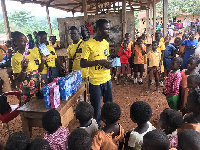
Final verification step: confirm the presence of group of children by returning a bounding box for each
[2,92,200,150]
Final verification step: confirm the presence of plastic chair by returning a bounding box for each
[0,91,20,136]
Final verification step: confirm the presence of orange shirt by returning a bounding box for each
[91,125,124,150]
[134,44,146,64]
[180,69,189,88]
[0,44,7,55]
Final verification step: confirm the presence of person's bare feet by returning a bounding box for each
[116,81,119,85]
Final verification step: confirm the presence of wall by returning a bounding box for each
[57,11,135,51]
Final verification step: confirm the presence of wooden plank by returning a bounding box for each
[153,0,156,40]
[61,106,74,127]
[83,0,88,22]
[46,6,52,36]
[163,0,168,37]
[122,0,126,39]
[146,9,150,42]
[1,0,11,40]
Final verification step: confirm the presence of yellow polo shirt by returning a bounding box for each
[157,41,165,57]
[147,50,161,67]
[11,48,40,73]
[33,45,57,74]
[81,38,111,85]
[67,39,89,78]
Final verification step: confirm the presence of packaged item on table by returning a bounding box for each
[49,85,60,108]
[42,85,52,108]
[47,82,56,87]
[59,78,71,100]
[53,77,61,84]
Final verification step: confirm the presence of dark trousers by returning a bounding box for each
[89,79,113,127]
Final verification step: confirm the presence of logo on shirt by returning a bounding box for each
[104,49,108,56]
[76,48,82,53]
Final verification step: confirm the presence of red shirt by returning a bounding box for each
[118,47,131,64]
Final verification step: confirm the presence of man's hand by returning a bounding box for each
[167,56,174,59]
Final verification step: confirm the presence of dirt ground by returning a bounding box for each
[0,71,169,146]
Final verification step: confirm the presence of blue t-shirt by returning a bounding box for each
[29,42,35,49]
[164,44,176,58]
[181,39,198,69]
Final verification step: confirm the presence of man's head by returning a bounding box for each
[37,31,47,45]
[49,36,57,45]
[69,26,80,42]
[96,19,110,39]
[6,49,13,58]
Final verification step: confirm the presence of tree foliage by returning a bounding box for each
[156,0,200,18]
[0,10,60,39]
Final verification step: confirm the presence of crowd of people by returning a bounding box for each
[0,17,200,150]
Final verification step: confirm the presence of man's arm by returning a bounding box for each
[68,58,73,73]
[80,58,108,68]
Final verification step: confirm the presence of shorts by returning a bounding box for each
[117,63,131,74]
[147,66,160,81]
[134,64,145,72]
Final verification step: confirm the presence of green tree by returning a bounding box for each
[156,0,200,18]
[8,10,34,28]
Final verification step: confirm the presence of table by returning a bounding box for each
[17,82,87,138]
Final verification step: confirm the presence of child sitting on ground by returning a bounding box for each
[163,36,177,76]
[147,41,161,92]
[125,101,155,150]
[159,108,183,149]
[117,40,131,85]
[178,89,200,134]
[164,57,183,110]
[141,129,170,150]
[180,56,200,111]
[91,102,124,150]
[68,128,92,150]
[42,109,70,150]
[178,129,200,150]
[133,37,146,84]
[5,131,29,150]
[76,101,98,138]
[28,138,50,150]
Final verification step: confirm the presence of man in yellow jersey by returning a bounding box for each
[80,19,112,127]
[67,26,88,79]
[155,32,165,86]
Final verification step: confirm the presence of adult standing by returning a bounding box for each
[67,26,89,79]
[81,19,113,127]
[181,31,198,69]
[11,31,46,105]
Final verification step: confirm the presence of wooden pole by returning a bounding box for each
[1,0,11,40]
[122,0,126,39]
[153,0,156,40]
[149,3,153,42]
[83,0,88,21]
[96,1,98,15]
[163,0,168,37]
[146,9,149,42]
[46,6,52,36]
[133,10,135,43]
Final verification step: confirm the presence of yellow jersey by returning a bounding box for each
[157,41,165,57]
[33,45,57,74]
[67,39,89,78]
[11,48,40,73]
[81,38,111,85]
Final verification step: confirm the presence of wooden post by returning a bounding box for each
[122,0,126,39]
[163,0,168,37]
[133,10,135,43]
[1,0,11,40]
[153,0,156,40]
[149,3,153,42]
[83,0,88,22]
[46,6,52,36]
[146,9,149,43]
[113,1,116,13]
[96,1,98,15]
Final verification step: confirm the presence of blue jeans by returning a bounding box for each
[89,80,113,127]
